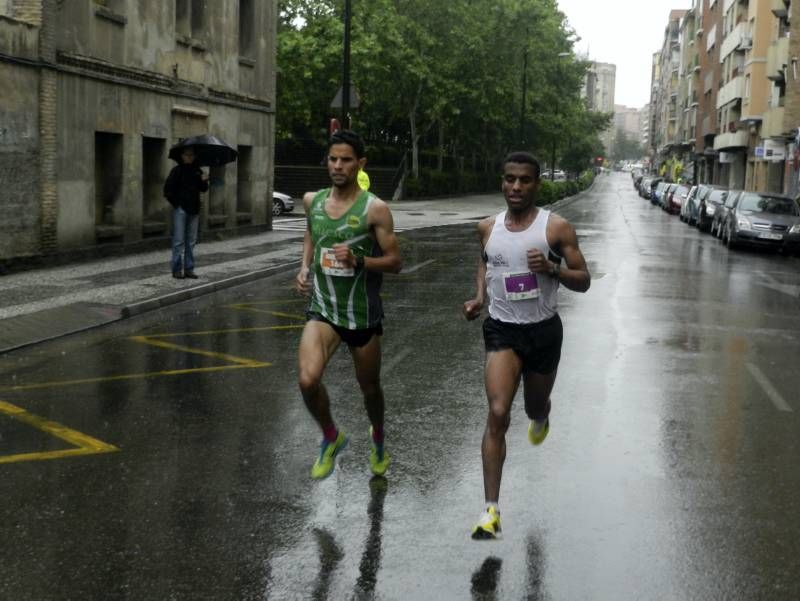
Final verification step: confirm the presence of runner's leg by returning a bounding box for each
[350,334,384,430]
[298,320,342,429]
[522,370,557,422]
[482,349,523,502]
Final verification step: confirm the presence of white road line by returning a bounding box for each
[401,259,436,274]
[383,348,413,375]
[746,362,793,412]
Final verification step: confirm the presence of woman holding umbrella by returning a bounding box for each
[163,146,208,279]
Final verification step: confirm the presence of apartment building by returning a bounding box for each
[584,61,617,151]
[0,0,277,262]
[651,0,800,193]
[652,10,689,177]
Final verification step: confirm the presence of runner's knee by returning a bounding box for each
[298,368,323,395]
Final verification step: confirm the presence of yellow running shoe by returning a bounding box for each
[368,427,390,476]
[528,418,549,446]
[471,506,501,540]
[310,431,348,479]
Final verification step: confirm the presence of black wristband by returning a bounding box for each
[356,255,365,269]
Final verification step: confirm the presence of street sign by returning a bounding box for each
[330,86,360,109]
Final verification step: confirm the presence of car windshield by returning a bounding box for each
[676,185,689,195]
[708,190,726,204]
[738,193,800,215]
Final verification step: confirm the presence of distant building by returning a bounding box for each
[0,0,277,262]
[583,61,616,152]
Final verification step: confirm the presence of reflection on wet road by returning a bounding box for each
[2,173,800,599]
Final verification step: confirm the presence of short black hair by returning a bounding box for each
[329,130,366,159]
[502,151,541,180]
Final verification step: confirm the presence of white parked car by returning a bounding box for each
[272,192,294,216]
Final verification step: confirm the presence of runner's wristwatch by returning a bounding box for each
[355,255,365,269]
[550,262,560,278]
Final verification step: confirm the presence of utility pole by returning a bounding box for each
[342,0,352,129]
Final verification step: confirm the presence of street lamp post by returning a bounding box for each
[551,52,571,181]
[342,0,352,128]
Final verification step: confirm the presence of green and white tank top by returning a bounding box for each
[308,189,384,329]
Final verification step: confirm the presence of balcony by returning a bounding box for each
[716,75,745,109]
[762,105,785,138]
[714,129,749,149]
[702,115,716,136]
[704,71,714,93]
[772,0,789,18]
[720,22,748,61]
[766,36,789,82]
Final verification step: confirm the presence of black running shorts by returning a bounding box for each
[307,312,383,348]
[482,314,563,374]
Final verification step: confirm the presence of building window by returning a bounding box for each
[142,137,167,237]
[176,0,204,39]
[239,0,255,58]
[237,146,253,219]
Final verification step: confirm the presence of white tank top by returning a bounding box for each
[485,209,560,324]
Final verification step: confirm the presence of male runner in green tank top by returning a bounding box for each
[295,130,402,480]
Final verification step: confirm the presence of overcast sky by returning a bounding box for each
[557,0,694,109]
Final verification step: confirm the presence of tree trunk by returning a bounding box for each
[410,111,419,179]
[437,120,444,172]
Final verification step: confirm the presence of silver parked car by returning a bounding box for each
[720,192,800,252]
[272,191,295,216]
[696,186,728,232]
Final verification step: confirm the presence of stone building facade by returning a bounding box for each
[0,0,276,262]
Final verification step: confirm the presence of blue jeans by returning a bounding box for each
[171,207,199,274]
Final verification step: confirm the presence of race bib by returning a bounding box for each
[503,271,539,301]
[320,247,354,277]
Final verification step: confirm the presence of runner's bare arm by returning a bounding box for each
[333,198,402,273]
[295,192,316,295]
[551,217,590,293]
[463,217,494,320]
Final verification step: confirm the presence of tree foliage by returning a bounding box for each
[277,0,610,175]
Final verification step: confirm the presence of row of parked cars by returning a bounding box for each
[632,172,800,254]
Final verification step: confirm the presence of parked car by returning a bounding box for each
[711,189,743,238]
[680,185,698,223]
[643,177,663,201]
[661,183,678,211]
[720,192,800,252]
[272,191,295,216]
[667,184,691,215]
[696,186,728,232]
[639,177,651,198]
[652,181,668,206]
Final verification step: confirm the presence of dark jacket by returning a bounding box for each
[163,163,209,215]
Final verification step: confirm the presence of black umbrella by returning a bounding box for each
[169,134,238,167]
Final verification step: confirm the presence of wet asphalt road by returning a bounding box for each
[2,173,800,600]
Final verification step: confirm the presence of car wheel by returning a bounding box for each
[272,199,284,217]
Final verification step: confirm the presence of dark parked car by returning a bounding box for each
[652,181,668,206]
[711,189,743,238]
[720,192,800,252]
[661,183,678,211]
[642,177,663,201]
[667,184,691,215]
[696,186,728,232]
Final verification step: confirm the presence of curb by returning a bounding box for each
[120,260,301,318]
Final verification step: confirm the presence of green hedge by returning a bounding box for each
[405,169,595,201]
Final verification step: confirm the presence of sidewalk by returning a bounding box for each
[0,230,305,354]
[0,187,591,355]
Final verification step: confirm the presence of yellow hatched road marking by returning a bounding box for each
[0,400,119,464]
[130,336,270,367]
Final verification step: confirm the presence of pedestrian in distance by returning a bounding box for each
[463,151,591,539]
[163,147,208,279]
[295,130,402,480]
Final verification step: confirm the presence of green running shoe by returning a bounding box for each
[528,418,549,446]
[311,430,348,479]
[368,427,390,476]
[471,506,501,540]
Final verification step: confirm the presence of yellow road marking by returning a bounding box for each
[131,336,270,367]
[0,400,119,464]
[145,325,304,338]
[0,365,261,392]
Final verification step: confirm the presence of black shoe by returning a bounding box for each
[184,270,199,279]
[172,271,184,279]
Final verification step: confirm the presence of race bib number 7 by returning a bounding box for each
[503,271,539,301]
[320,247,354,277]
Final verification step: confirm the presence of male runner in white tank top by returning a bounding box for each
[463,151,591,539]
